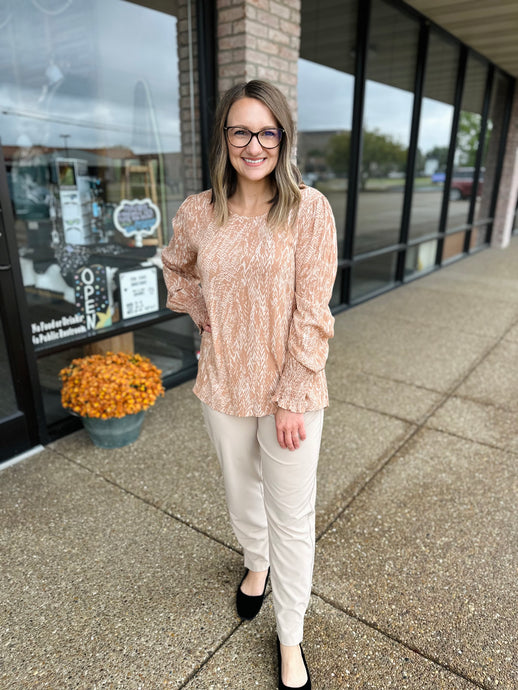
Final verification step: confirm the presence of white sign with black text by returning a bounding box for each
[119,266,159,320]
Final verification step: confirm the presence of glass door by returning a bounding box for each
[0,148,40,462]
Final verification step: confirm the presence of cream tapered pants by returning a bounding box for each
[201,402,324,646]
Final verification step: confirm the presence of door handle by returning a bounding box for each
[0,265,11,271]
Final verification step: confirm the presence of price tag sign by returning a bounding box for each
[119,266,159,320]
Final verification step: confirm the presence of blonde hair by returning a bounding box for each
[209,80,302,228]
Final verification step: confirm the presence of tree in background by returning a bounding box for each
[326,131,350,177]
[425,146,449,172]
[326,129,407,189]
[456,111,483,166]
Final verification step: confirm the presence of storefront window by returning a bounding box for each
[471,70,512,248]
[442,231,466,262]
[405,239,438,278]
[446,55,487,233]
[298,0,357,258]
[350,252,397,302]
[408,32,458,244]
[355,0,419,256]
[1,0,197,350]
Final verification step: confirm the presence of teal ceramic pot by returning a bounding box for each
[81,411,145,449]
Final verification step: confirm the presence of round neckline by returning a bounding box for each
[228,207,269,219]
[227,198,271,219]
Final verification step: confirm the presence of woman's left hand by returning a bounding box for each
[275,408,306,451]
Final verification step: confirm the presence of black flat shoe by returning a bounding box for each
[277,636,311,690]
[236,568,269,620]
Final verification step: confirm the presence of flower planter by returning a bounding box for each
[81,411,145,449]
[60,351,164,448]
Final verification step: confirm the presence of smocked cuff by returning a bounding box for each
[272,355,314,413]
[188,297,209,334]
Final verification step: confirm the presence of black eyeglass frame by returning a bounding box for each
[224,126,285,149]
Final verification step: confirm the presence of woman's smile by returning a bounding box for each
[242,157,267,166]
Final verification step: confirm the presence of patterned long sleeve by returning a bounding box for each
[161,199,209,331]
[271,192,337,412]
[160,188,335,417]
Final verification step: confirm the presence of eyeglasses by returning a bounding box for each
[224,126,284,149]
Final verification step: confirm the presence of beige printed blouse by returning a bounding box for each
[161,186,337,416]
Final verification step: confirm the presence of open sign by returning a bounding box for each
[74,265,112,331]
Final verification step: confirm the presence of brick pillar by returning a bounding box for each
[491,83,518,248]
[216,0,301,118]
[178,0,203,197]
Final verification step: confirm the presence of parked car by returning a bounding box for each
[449,167,484,201]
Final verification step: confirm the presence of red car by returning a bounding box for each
[449,167,484,200]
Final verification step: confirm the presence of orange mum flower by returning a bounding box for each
[59,351,164,418]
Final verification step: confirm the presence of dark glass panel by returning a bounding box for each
[329,268,343,308]
[409,32,458,241]
[355,0,420,255]
[446,55,487,231]
[350,252,397,301]
[475,70,512,226]
[298,0,357,258]
[0,321,19,419]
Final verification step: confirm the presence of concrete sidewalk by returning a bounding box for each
[2,240,518,689]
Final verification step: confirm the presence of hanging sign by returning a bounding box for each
[113,198,161,247]
[74,264,112,331]
[119,266,159,320]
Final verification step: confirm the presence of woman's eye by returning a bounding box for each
[234,129,249,137]
[262,130,276,138]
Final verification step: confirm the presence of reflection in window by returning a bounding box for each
[355,0,419,256]
[446,55,487,232]
[470,225,489,248]
[1,0,197,350]
[408,33,458,243]
[351,252,397,302]
[472,70,512,248]
[298,0,357,256]
[405,240,437,278]
[442,232,465,262]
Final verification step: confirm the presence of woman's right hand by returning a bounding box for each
[201,321,212,333]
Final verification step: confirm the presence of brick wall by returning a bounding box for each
[216,0,301,117]
[491,83,518,248]
[178,0,203,196]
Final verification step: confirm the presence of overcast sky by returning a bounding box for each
[0,0,181,152]
[298,58,453,154]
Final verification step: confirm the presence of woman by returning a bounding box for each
[162,80,337,689]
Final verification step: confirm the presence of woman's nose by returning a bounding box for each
[246,134,263,154]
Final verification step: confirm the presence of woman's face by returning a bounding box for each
[225,97,280,186]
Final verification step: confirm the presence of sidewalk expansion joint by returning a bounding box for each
[318,314,518,544]
[312,591,487,689]
[48,447,242,558]
[315,421,423,543]
[176,620,245,689]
